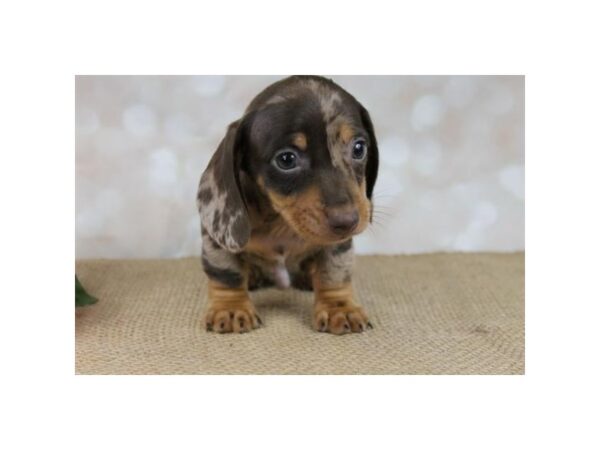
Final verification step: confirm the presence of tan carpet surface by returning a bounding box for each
[75,253,524,375]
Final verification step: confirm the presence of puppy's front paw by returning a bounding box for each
[205,301,262,334]
[312,303,372,335]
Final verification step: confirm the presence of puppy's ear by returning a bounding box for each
[197,116,253,252]
[359,104,379,199]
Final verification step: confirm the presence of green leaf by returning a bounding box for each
[76,275,98,307]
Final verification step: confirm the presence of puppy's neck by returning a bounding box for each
[246,209,308,257]
[244,210,311,289]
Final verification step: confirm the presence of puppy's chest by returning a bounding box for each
[243,218,317,289]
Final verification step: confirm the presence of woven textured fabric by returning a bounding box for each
[75,253,524,375]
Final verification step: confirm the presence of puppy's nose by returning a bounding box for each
[327,209,359,235]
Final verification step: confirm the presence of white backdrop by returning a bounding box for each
[75,75,524,258]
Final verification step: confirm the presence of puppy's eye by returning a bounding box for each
[352,140,367,160]
[273,150,298,171]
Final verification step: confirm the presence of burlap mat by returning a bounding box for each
[75,253,524,375]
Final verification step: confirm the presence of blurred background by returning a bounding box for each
[75,75,524,258]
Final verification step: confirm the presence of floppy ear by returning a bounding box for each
[197,118,251,252]
[359,104,379,199]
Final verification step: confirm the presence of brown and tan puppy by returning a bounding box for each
[197,76,378,335]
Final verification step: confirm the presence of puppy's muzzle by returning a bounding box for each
[326,208,359,236]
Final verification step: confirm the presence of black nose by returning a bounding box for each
[327,209,359,235]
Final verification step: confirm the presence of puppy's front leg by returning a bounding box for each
[311,240,372,335]
[205,280,261,333]
[202,234,261,333]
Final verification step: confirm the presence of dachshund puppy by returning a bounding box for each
[197,75,378,335]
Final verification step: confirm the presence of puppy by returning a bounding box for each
[197,75,378,335]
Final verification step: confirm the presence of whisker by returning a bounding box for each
[373,207,400,216]
[372,202,400,208]
[372,194,401,201]
[368,223,388,232]
[369,218,389,228]
[372,209,392,217]
[372,203,400,211]
[374,203,395,209]
[372,186,401,195]
[372,210,395,217]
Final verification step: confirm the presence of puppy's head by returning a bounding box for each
[198,76,379,251]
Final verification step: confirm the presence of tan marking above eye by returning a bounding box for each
[292,132,308,151]
[338,122,355,145]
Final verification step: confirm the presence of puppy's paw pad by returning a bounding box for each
[205,302,262,334]
[312,304,370,335]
